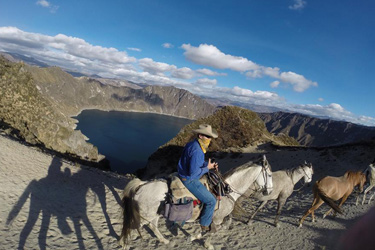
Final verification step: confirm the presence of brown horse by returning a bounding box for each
[299,170,366,227]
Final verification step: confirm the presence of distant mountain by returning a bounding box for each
[203,97,282,113]
[24,64,217,119]
[0,52,50,67]
[259,111,375,147]
[89,77,143,89]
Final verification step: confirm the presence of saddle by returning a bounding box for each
[169,173,209,200]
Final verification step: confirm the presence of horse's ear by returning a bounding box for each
[263,154,266,161]
[372,158,375,164]
[304,160,307,165]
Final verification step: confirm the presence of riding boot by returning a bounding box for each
[201,222,217,234]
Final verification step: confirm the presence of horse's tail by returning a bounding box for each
[315,184,342,214]
[120,178,144,246]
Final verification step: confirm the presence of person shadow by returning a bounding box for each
[6,157,122,249]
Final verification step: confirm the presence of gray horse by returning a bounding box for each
[361,159,375,205]
[244,161,313,227]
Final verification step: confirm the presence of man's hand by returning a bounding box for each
[208,158,218,170]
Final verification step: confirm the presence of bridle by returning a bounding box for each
[293,164,313,192]
[251,160,273,195]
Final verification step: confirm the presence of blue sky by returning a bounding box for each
[1,0,374,126]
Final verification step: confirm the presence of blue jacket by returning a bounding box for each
[177,139,208,180]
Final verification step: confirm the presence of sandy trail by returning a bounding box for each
[1,134,374,249]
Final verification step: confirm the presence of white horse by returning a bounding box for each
[361,159,375,205]
[119,155,273,249]
[244,161,314,228]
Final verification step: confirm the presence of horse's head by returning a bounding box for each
[301,161,314,184]
[347,171,367,193]
[255,155,273,195]
[370,160,375,169]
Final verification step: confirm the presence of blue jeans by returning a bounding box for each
[181,178,216,227]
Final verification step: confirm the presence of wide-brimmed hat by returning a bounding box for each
[193,124,218,138]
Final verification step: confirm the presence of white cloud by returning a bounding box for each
[183,43,317,93]
[171,67,195,79]
[289,0,307,10]
[36,0,59,13]
[279,71,318,92]
[318,97,324,102]
[263,67,281,78]
[196,68,227,77]
[358,116,375,127]
[36,0,50,7]
[270,81,280,88]
[288,103,355,123]
[138,58,176,76]
[195,78,217,87]
[162,43,174,48]
[128,47,141,52]
[138,58,222,80]
[231,86,282,102]
[182,43,260,72]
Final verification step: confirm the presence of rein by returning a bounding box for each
[247,164,270,194]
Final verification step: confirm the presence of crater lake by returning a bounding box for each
[75,110,192,174]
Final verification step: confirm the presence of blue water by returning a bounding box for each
[75,110,192,174]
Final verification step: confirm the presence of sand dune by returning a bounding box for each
[1,133,374,249]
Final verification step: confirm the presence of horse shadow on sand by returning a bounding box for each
[6,157,124,250]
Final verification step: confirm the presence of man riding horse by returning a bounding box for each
[177,124,219,233]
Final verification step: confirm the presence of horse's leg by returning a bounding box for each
[299,199,324,227]
[362,185,374,205]
[222,214,232,230]
[147,217,169,244]
[355,193,360,206]
[274,198,286,228]
[203,234,215,250]
[311,210,316,222]
[323,208,333,219]
[332,194,350,217]
[247,200,268,225]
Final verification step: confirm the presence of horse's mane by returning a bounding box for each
[285,166,301,177]
[344,170,364,182]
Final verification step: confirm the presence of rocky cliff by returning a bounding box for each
[259,112,375,147]
[139,106,299,178]
[0,57,100,162]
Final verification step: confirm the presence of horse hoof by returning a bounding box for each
[205,245,215,250]
[163,239,170,245]
[247,220,253,226]
[204,242,215,250]
[275,223,280,228]
[298,224,302,228]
